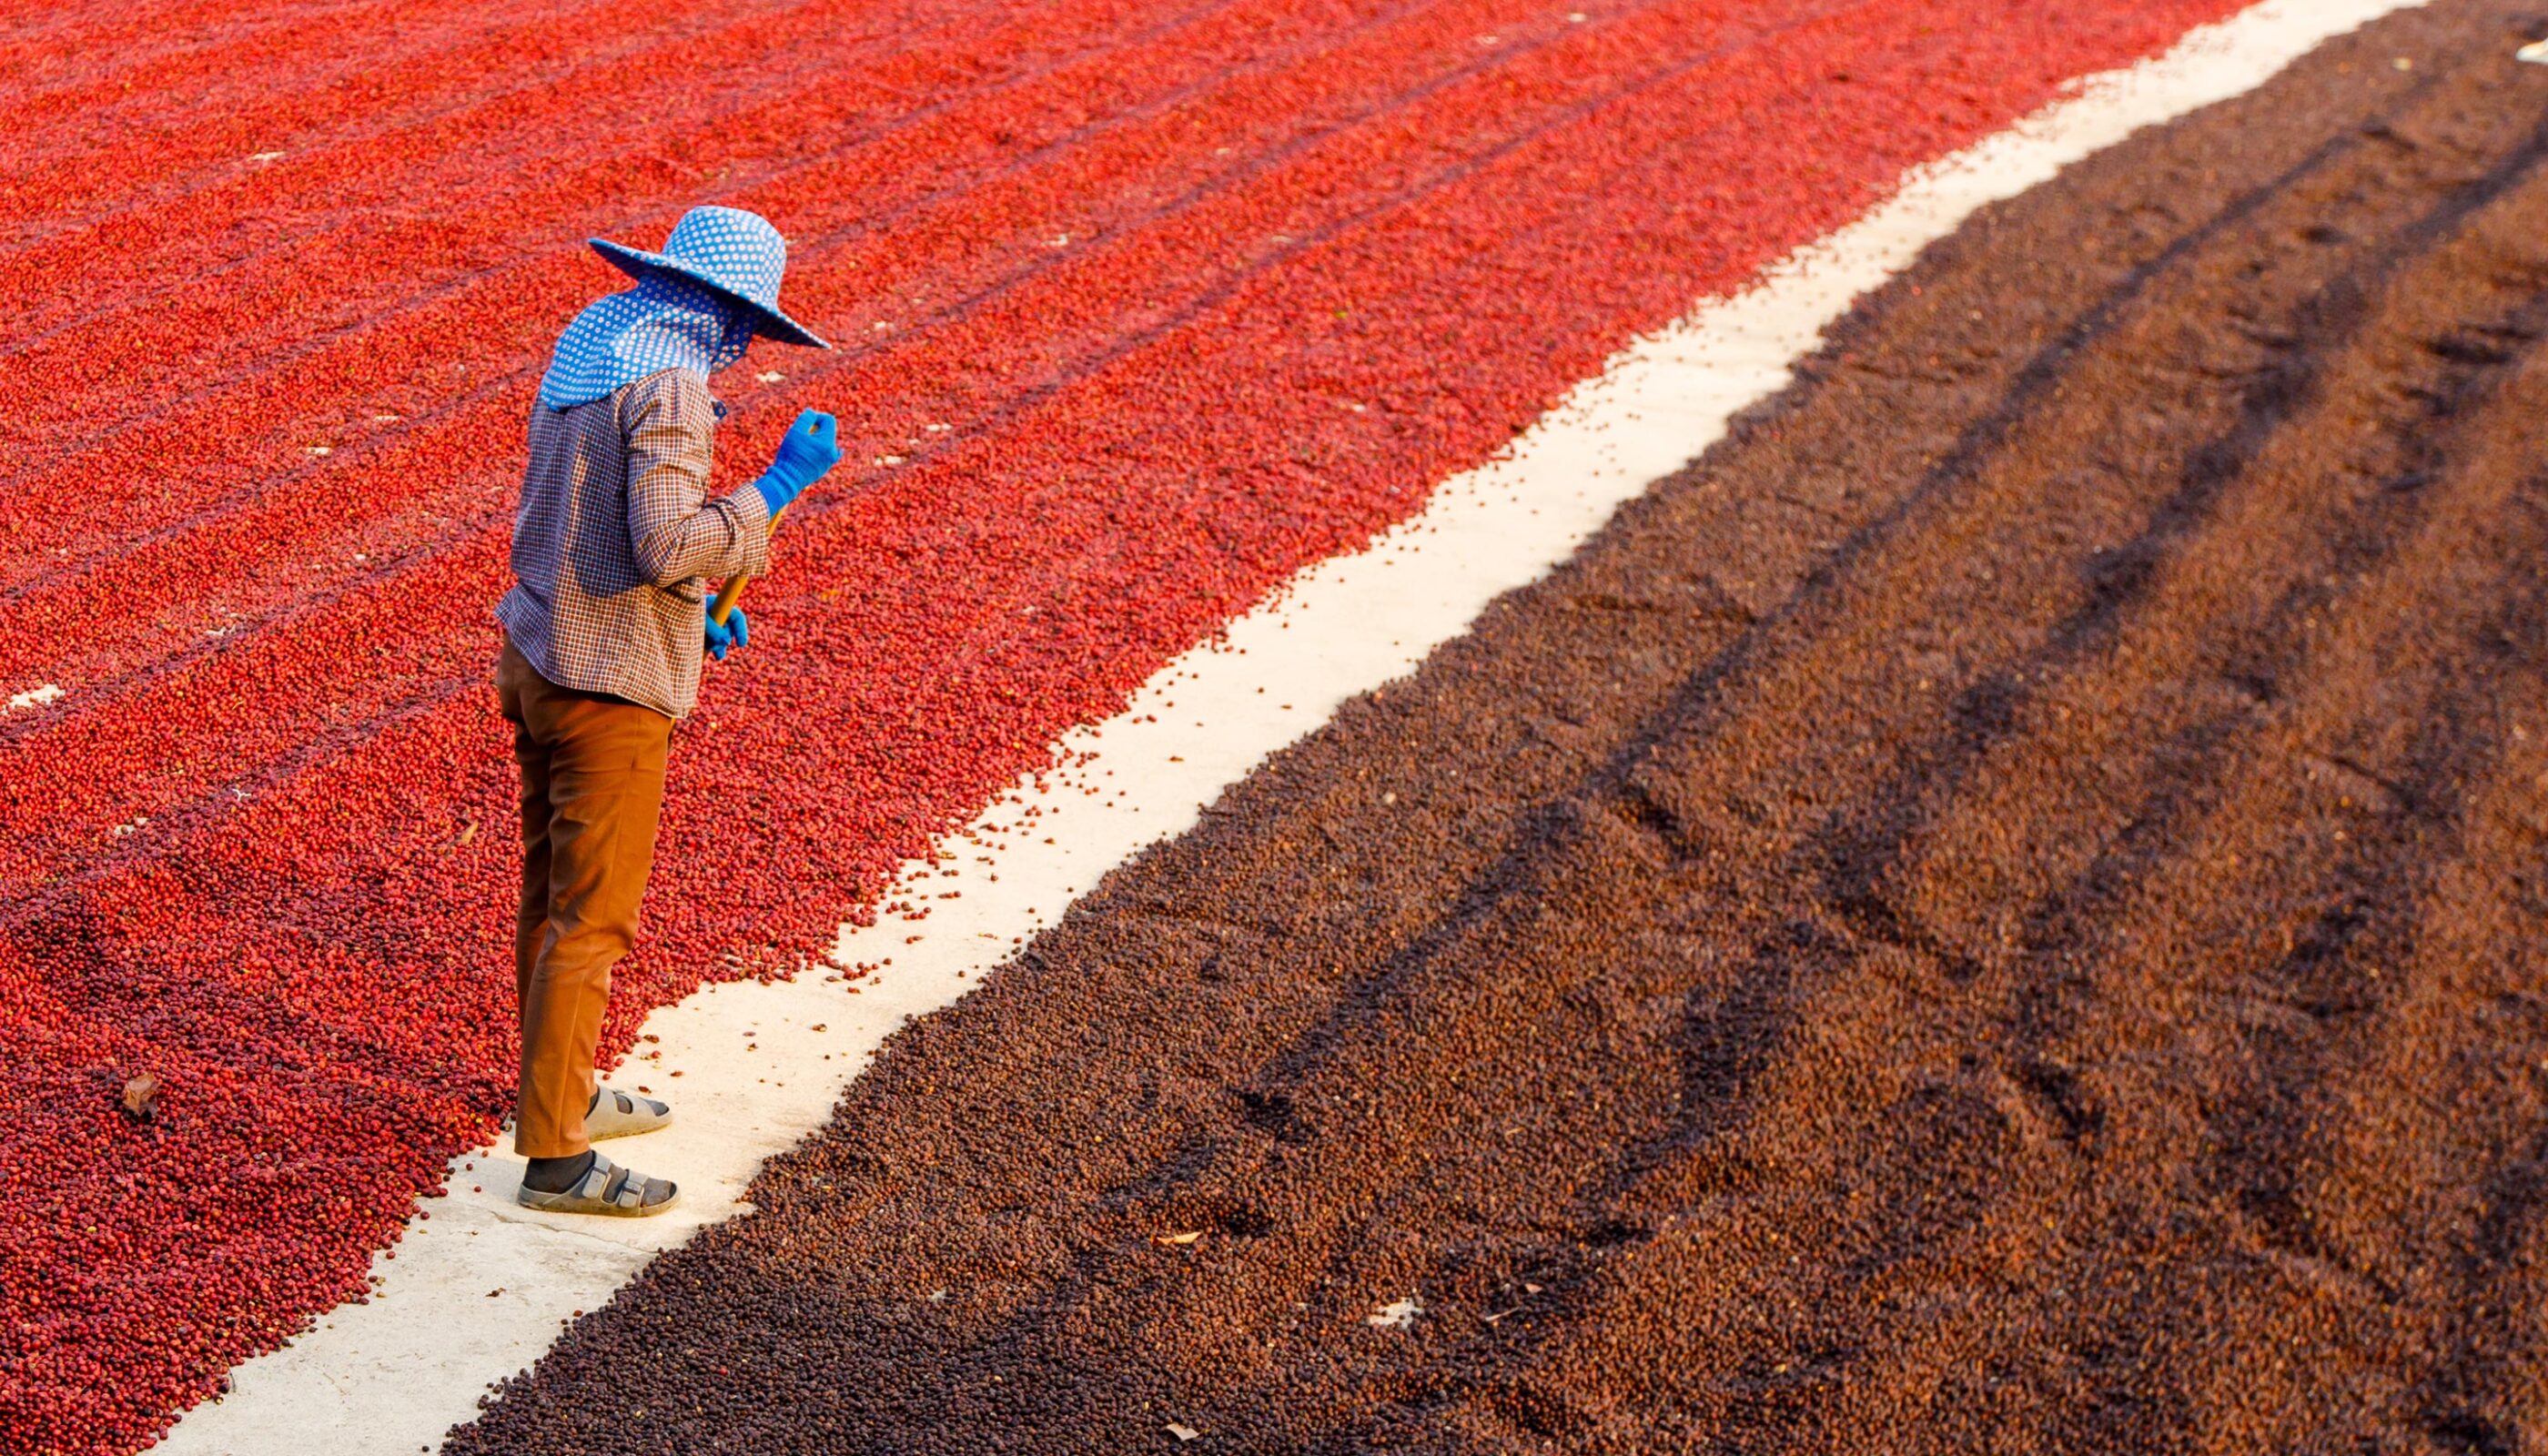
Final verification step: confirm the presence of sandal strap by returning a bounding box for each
[593,1086,667,1118]
[592,1155,653,1209]
[571,1154,617,1202]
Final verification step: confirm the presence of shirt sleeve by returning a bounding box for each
[622,369,774,591]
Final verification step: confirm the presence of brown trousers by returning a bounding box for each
[496,637,673,1158]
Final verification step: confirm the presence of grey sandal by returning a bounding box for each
[585,1085,673,1140]
[515,1151,681,1218]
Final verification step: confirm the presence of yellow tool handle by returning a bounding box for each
[708,500,789,627]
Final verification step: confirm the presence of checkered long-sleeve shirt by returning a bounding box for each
[496,368,772,720]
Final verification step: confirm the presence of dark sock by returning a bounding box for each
[523,1149,596,1194]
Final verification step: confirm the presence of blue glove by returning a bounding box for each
[749,410,841,517]
[703,602,748,662]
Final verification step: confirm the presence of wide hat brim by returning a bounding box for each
[591,238,833,350]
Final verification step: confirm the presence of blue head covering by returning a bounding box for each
[536,271,756,411]
[537,206,831,410]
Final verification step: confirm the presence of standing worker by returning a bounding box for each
[495,206,839,1217]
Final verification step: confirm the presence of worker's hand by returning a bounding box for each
[749,410,841,516]
[703,602,749,662]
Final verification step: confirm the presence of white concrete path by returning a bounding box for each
[155,2,2430,1448]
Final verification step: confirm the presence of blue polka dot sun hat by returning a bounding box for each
[536,206,832,411]
[592,206,831,351]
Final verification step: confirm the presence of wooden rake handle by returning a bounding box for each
[708,500,790,628]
